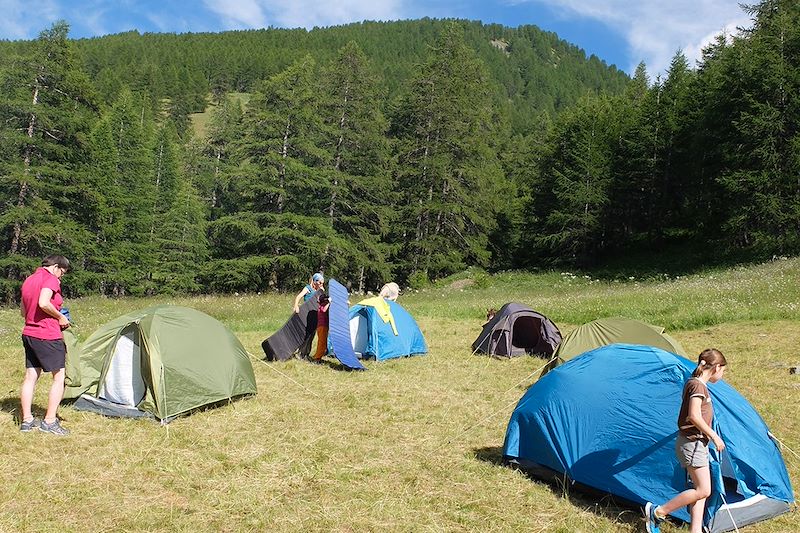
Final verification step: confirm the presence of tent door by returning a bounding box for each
[511,316,543,355]
[350,313,369,358]
[99,325,146,407]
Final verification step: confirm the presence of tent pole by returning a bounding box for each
[470,317,510,356]
[717,491,741,533]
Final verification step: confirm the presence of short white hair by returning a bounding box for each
[379,282,400,301]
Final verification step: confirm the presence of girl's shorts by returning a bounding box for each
[675,434,709,468]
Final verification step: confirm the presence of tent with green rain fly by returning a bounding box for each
[542,316,686,375]
[64,305,257,421]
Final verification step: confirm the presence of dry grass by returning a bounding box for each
[0,260,798,532]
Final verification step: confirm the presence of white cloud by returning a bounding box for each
[203,0,268,30]
[514,0,752,75]
[82,6,110,37]
[0,0,60,39]
[263,0,403,28]
[203,0,402,31]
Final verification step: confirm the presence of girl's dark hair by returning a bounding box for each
[42,254,70,271]
[692,348,727,377]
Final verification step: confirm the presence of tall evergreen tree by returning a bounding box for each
[318,41,393,291]
[0,21,99,297]
[717,0,800,254]
[152,135,209,293]
[656,52,696,234]
[204,96,244,217]
[100,87,157,295]
[209,56,330,289]
[607,62,659,246]
[525,95,617,266]
[390,23,506,281]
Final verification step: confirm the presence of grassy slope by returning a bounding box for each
[189,92,251,139]
[0,259,797,532]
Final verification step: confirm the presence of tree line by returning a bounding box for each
[0,1,798,301]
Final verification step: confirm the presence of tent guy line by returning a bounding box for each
[429,395,523,456]
[248,351,322,398]
[502,356,558,396]
[420,354,558,455]
[768,431,800,470]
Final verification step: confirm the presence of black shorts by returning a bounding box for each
[22,335,66,372]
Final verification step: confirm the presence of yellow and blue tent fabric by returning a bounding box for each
[348,298,427,361]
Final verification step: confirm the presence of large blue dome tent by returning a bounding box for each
[503,344,793,532]
[348,298,427,361]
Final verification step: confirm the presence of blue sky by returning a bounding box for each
[1,0,751,77]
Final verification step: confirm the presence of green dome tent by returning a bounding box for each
[64,305,257,421]
[542,316,686,376]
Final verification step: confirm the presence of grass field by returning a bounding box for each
[0,259,798,532]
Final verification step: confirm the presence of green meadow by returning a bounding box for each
[0,259,798,532]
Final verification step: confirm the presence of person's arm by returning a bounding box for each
[38,287,70,329]
[293,287,309,313]
[20,300,26,318]
[321,302,330,312]
[687,395,725,451]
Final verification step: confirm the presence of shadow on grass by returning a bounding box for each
[474,445,505,466]
[315,356,368,372]
[0,395,50,424]
[473,446,644,528]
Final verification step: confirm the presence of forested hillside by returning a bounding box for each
[68,19,629,135]
[1,2,799,301]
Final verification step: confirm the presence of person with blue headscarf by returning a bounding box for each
[293,272,324,313]
[292,272,324,360]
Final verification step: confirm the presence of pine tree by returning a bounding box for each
[209,56,330,290]
[318,41,393,291]
[100,87,157,295]
[717,0,800,254]
[390,23,506,281]
[526,95,617,266]
[656,52,696,234]
[152,146,210,292]
[0,21,99,295]
[607,62,658,246]
[205,95,244,217]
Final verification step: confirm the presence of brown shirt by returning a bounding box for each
[677,378,713,443]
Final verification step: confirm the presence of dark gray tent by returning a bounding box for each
[471,303,561,357]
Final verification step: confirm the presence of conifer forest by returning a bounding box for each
[1,1,799,301]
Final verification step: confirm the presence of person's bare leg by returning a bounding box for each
[688,495,707,533]
[44,368,65,423]
[658,465,711,525]
[20,367,42,421]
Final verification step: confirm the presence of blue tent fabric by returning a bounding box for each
[327,279,366,371]
[503,344,793,530]
[348,300,427,361]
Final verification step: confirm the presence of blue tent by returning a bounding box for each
[503,344,793,532]
[348,300,427,361]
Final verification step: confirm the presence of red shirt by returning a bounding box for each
[317,304,329,327]
[21,267,63,340]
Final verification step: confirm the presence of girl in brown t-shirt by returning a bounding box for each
[644,349,728,533]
